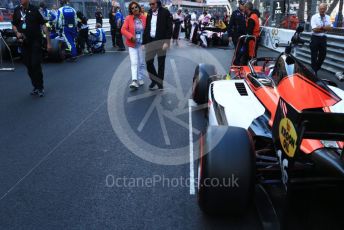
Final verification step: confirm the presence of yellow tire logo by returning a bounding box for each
[279,118,297,158]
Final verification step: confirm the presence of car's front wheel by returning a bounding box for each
[198,126,255,214]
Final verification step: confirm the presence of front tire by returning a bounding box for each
[192,64,216,105]
[198,126,255,214]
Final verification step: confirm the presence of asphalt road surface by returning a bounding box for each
[0,39,343,229]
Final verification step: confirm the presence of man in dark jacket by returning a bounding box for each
[95,7,103,26]
[109,5,117,47]
[143,0,173,90]
[12,0,52,97]
[184,9,191,40]
[114,8,125,51]
[227,0,247,47]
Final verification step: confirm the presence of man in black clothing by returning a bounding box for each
[143,0,173,90]
[227,0,247,47]
[109,5,117,47]
[12,0,51,97]
[184,9,191,40]
[95,7,103,27]
[76,11,90,54]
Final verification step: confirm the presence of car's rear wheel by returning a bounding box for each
[198,126,255,214]
[192,63,216,105]
[221,33,229,46]
[49,39,66,62]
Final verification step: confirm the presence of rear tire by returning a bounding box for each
[198,126,255,215]
[49,39,66,62]
[221,33,229,46]
[192,64,216,105]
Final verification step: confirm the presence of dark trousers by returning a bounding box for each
[185,24,191,39]
[145,41,167,87]
[310,35,327,73]
[111,26,116,46]
[77,28,90,53]
[115,27,125,49]
[22,41,44,90]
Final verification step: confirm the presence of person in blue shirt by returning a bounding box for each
[39,2,57,39]
[115,8,125,51]
[89,23,106,53]
[56,0,78,60]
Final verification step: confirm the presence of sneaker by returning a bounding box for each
[30,88,38,96]
[158,85,164,91]
[129,80,139,89]
[149,82,157,90]
[138,79,144,86]
[37,89,45,97]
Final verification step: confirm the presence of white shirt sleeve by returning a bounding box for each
[311,14,318,29]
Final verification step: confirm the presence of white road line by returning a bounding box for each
[189,99,195,195]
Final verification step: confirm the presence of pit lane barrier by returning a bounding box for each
[0,20,110,33]
[260,26,344,74]
[88,19,110,33]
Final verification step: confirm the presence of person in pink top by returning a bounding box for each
[121,1,147,89]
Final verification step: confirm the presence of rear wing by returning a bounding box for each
[296,112,344,141]
[272,97,344,160]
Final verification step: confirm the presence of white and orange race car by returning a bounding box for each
[192,26,344,215]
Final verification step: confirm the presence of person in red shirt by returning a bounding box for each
[244,2,260,60]
[121,1,147,89]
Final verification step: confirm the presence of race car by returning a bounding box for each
[0,26,67,62]
[192,20,229,48]
[192,26,344,215]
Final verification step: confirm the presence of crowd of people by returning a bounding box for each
[9,0,264,96]
[10,0,108,97]
[10,0,336,98]
[37,0,107,57]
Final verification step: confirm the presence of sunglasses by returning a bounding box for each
[149,2,157,6]
[131,6,139,10]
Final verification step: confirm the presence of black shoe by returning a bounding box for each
[158,85,164,91]
[37,89,45,97]
[118,48,126,51]
[30,88,39,96]
[149,82,157,90]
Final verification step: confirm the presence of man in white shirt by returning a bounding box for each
[310,3,332,75]
[143,0,173,90]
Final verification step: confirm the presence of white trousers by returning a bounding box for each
[128,46,145,81]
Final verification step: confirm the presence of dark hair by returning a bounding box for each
[76,11,83,18]
[59,0,67,6]
[128,1,141,15]
[39,1,46,8]
[245,2,253,11]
